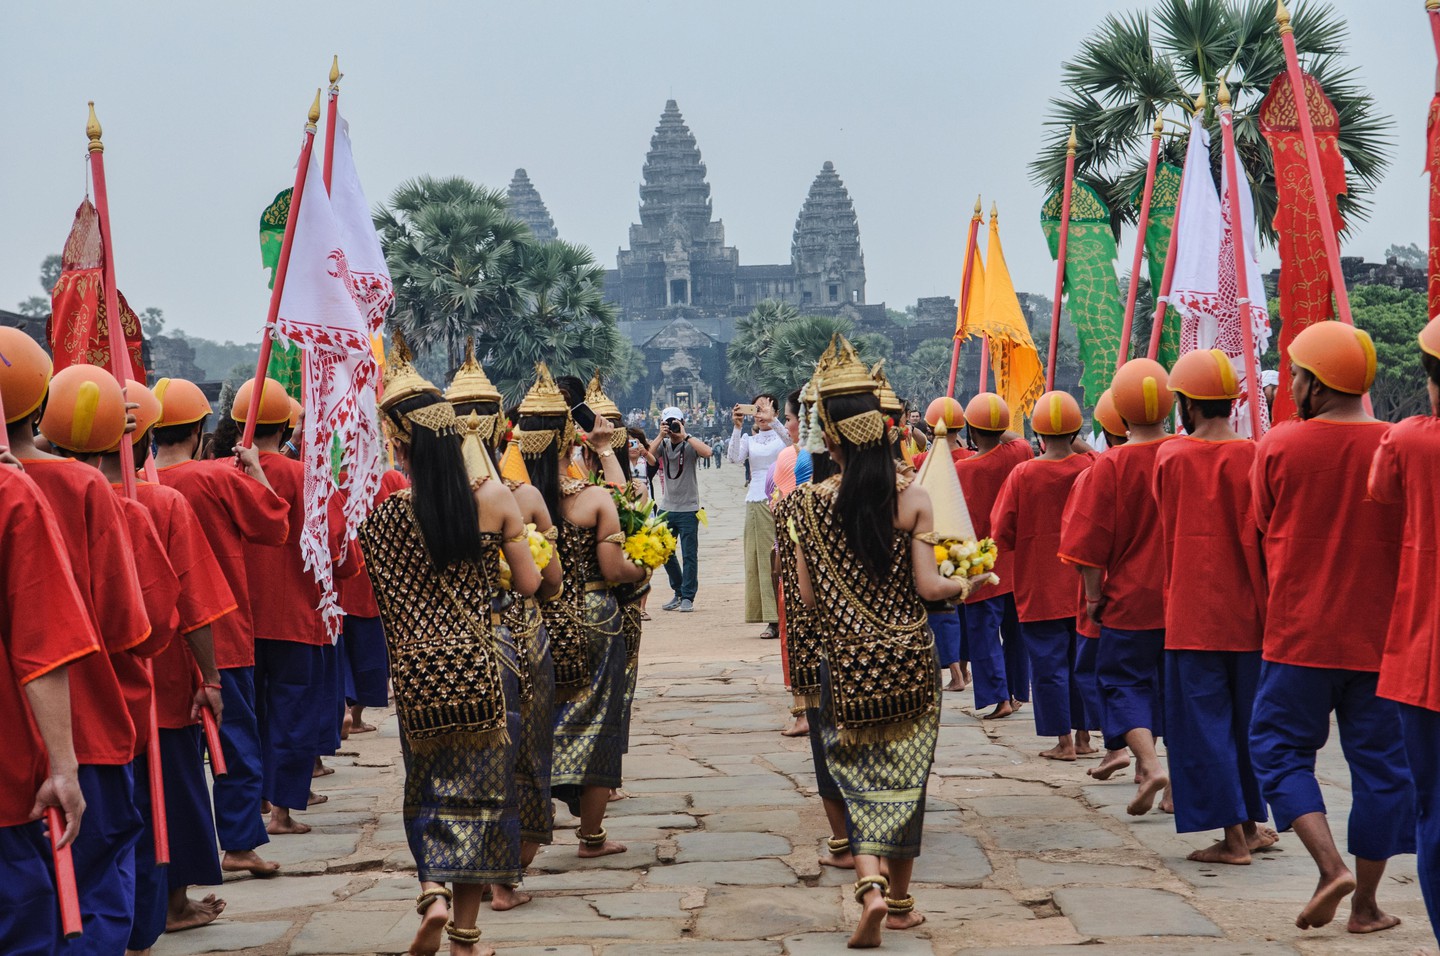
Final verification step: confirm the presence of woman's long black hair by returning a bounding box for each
[517,412,568,524]
[386,393,482,568]
[823,392,897,579]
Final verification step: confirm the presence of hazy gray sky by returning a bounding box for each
[1,1,1428,343]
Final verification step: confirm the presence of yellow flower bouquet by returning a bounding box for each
[498,523,554,590]
[933,537,998,583]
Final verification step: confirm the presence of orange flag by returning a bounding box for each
[971,209,1043,419]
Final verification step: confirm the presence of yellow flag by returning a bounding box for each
[953,222,986,340]
[976,210,1045,420]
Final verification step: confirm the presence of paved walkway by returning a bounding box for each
[154,469,1435,955]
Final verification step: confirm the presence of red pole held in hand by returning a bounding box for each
[1047,127,1079,391]
[201,699,228,778]
[946,197,984,398]
[1119,117,1164,370]
[46,806,82,939]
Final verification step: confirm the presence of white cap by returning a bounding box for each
[661,406,686,421]
[1261,369,1279,389]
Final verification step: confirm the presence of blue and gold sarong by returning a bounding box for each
[550,588,627,799]
[506,595,556,846]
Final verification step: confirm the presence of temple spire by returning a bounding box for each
[792,160,866,307]
[506,169,558,243]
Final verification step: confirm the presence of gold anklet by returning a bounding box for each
[578,827,608,848]
[826,837,851,854]
[443,921,481,944]
[852,875,889,903]
[885,894,916,915]
[414,886,452,916]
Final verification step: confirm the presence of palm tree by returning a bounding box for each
[890,338,956,406]
[1030,0,1391,244]
[759,314,858,396]
[726,300,799,393]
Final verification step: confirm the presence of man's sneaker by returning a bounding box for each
[679,599,695,613]
[662,596,682,612]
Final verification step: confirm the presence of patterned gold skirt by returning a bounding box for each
[508,598,555,846]
[815,657,940,860]
[399,625,522,885]
[551,590,627,800]
[617,589,646,754]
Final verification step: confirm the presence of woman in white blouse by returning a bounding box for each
[728,393,791,638]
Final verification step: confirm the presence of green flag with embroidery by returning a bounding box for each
[1137,163,1183,369]
[259,189,304,399]
[1041,181,1124,405]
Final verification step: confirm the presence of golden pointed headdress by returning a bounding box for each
[514,362,573,458]
[379,330,441,412]
[800,337,836,453]
[816,335,886,449]
[445,336,502,405]
[585,374,628,449]
[871,360,903,417]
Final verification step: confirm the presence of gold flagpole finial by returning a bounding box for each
[1218,74,1232,109]
[1067,126,1078,155]
[329,55,342,89]
[1194,88,1208,115]
[990,201,998,221]
[1429,0,1440,12]
[972,194,983,219]
[306,89,322,131]
[1153,114,1164,137]
[1276,0,1294,34]
[86,101,104,153]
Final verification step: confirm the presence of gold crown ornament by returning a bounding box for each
[379,330,441,413]
[871,360,903,418]
[516,363,574,456]
[585,374,629,449]
[816,335,886,448]
[445,336,502,405]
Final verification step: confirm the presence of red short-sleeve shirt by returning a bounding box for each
[111,495,182,755]
[992,453,1095,623]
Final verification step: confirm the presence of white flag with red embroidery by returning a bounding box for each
[274,142,382,639]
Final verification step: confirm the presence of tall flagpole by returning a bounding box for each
[1217,79,1265,439]
[1119,116,1163,370]
[946,197,983,397]
[977,203,996,392]
[323,56,341,191]
[1047,127,1078,390]
[87,102,169,866]
[1147,95,1202,362]
[242,91,322,449]
[1428,0,1440,64]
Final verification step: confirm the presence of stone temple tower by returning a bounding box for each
[614,100,738,311]
[791,161,866,308]
[506,169,558,243]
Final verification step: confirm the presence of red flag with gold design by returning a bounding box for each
[47,198,147,381]
[1259,71,1344,425]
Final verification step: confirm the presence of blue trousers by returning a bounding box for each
[1163,650,1266,834]
[128,751,166,952]
[1074,635,1104,735]
[66,764,141,956]
[254,639,322,811]
[1249,662,1415,860]
[0,821,61,955]
[964,597,1010,709]
[1001,594,1030,702]
[341,615,389,708]
[930,609,962,668]
[212,666,269,853]
[317,640,343,756]
[1399,704,1440,946]
[662,510,700,601]
[1096,627,1165,751]
[1019,618,1086,737]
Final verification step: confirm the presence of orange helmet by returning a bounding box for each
[963,392,1010,432]
[1031,391,1083,436]
[1288,321,1376,395]
[1093,389,1126,437]
[39,365,128,454]
[113,380,161,450]
[0,327,53,424]
[1420,316,1440,361]
[230,377,292,425]
[153,378,211,428]
[288,397,303,429]
[1168,349,1240,401]
[924,396,965,430]
[1110,358,1173,426]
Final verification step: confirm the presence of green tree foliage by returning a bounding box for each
[726,300,798,392]
[727,302,893,398]
[1348,285,1430,421]
[15,253,63,317]
[1031,0,1391,246]
[890,338,956,406]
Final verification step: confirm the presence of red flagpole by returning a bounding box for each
[977,340,990,392]
[242,91,322,449]
[1047,127,1079,390]
[87,102,169,867]
[46,807,82,938]
[946,197,983,398]
[1119,118,1163,370]
[1428,0,1440,65]
[323,56,340,192]
[1217,80,1265,439]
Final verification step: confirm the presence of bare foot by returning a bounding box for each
[1296,870,1357,929]
[260,800,272,814]
[848,887,888,948]
[1247,826,1280,851]
[308,791,329,806]
[1159,786,1174,814]
[312,762,334,779]
[1039,744,1077,762]
[1127,773,1169,816]
[166,893,226,932]
[489,885,532,911]
[885,910,926,931]
[577,839,627,858]
[408,894,447,956]
[984,700,1016,720]
[351,721,377,733]
[221,850,280,876]
[781,716,809,737]
[267,813,311,835]
[340,711,352,740]
[1074,744,1099,756]
[1347,906,1401,935]
[820,850,855,870]
[607,789,628,802]
[1087,751,1131,780]
[943,680,967,693]
[1186,840,1251,866]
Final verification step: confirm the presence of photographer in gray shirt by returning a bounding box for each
[648,406,713,612]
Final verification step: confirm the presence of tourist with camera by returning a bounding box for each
[648,407,712,612]
[728,394,791,638]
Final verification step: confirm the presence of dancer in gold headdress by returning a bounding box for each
[359,333,542,955]
[793,336,975,949]
[519,364,646,859]
[446,340,564,900]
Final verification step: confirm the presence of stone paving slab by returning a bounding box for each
[645,859,799,887]
[1052,886,1223,938]
[783,932,937,954]
[694,885,845,939]
[585,890,688,918]
[151,920,293,955]
[674,830,791,862]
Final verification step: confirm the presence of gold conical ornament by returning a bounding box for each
[914,419,978,543]
[517,362,569,415]
[585,374,628,449]
[379,330,441,414]
[871,360,903,417]
[445,336,502,405]
[816,335,885,448]
[499,442,531,484]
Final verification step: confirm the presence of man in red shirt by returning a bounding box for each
[1153,350,1272,866]
[1249,322,1411,935]
[1368,316,1440,945]
[992,391,1097,761]
[0,456,98,955]
[957,393,1033,719]
[1059,359,1173,816]
[152,377,289,877]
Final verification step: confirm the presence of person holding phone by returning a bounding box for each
[728,394,791,638]
[648,408,712,613]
